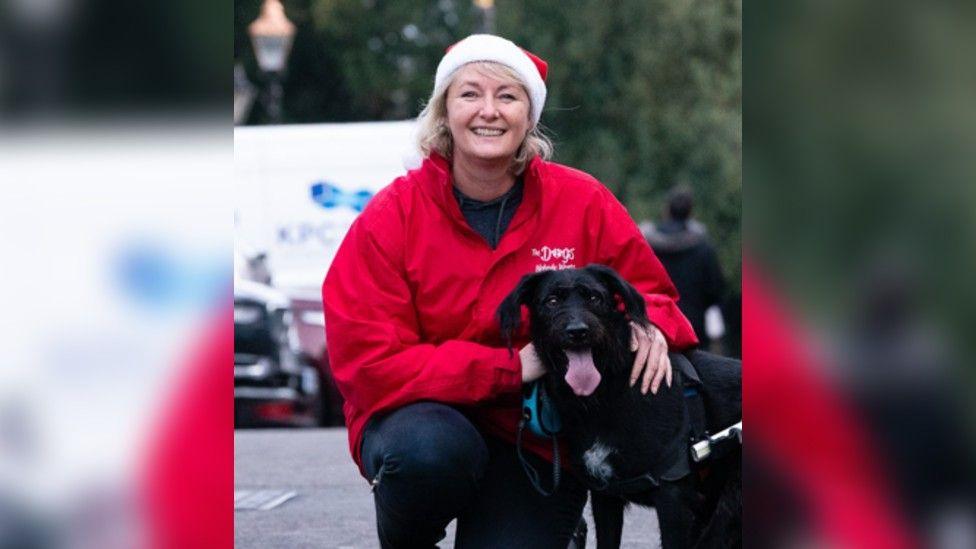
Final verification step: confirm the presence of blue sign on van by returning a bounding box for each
[310,181,373,212]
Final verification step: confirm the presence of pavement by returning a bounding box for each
[235,427,661,548]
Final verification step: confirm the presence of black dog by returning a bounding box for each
[497,264,741,549]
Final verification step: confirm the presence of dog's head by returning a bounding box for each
[497,264,648,396]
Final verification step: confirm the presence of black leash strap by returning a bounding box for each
[516,415,561,497]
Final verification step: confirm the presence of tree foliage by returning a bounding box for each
[236,0,741,286]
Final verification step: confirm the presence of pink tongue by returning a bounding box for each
[564,351,601,396]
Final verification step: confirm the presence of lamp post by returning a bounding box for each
[248,0,295,125]
[473,0,495,34]
[234,63,256,125]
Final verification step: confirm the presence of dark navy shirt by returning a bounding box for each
[452,178,524,249]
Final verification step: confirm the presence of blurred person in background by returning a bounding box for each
[837,257,976,547]
[743,265,917,549]
[642,186,729,354]
[323,34,701,548]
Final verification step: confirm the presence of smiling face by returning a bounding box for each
[445,63,532,166]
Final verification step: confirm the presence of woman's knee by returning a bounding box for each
[366,402,489,482]
[362,403,489,520]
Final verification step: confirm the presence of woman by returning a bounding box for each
[323,34,698,548]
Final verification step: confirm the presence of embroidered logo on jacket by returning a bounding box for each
[532,246,576,271]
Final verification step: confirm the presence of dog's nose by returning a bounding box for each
[565,321,590,341]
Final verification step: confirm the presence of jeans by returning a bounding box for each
[360,401,587,548]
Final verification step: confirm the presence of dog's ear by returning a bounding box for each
[496,271,546,353]
[583,264,649,325]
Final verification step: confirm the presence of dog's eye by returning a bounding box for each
[545,296,559,308]
[588,294,601,304]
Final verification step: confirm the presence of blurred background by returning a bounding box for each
[745,1,976,548]
[1,0,233,547]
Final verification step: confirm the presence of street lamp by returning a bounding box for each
[473,0,495,34]
[248,0,295,124]
[234,63,256,125]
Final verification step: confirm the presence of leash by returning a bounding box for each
[516,381,561,497]
[516,415,560,497]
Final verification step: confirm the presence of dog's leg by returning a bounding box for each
[653,477,701,549]
[590,490,625,549]
[694,460,742,549]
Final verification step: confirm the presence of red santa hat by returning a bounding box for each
[434,34,548,125]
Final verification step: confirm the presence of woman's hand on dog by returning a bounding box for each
[519,343,547,383]
[629,322,672,394]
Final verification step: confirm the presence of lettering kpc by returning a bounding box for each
[277,221,348,246]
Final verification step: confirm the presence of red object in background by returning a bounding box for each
[288,294,327,362]
[288,293,345,425]
[142,304,233,549]
[256,401,295,421]
[745,263,916,548]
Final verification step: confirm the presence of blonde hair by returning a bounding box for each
[415,61,553,175]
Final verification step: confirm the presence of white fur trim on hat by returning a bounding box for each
[434,34,547,125]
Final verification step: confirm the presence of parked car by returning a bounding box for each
[234,279,324,427]
[287,290,345,426]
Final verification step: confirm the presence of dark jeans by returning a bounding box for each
[361,401,588,548]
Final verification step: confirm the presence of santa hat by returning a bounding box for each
[434,34,548,125]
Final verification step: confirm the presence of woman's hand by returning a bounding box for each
[629,322,672,394]
[520,343,547,383]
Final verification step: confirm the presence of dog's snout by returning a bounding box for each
[565,321,590,340]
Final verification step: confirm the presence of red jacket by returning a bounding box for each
[323,153,697,474]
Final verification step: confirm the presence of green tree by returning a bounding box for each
[499,0,741,285]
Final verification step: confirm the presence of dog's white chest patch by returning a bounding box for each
[583,441,616,482]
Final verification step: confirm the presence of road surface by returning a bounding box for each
[235,427,660,548]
